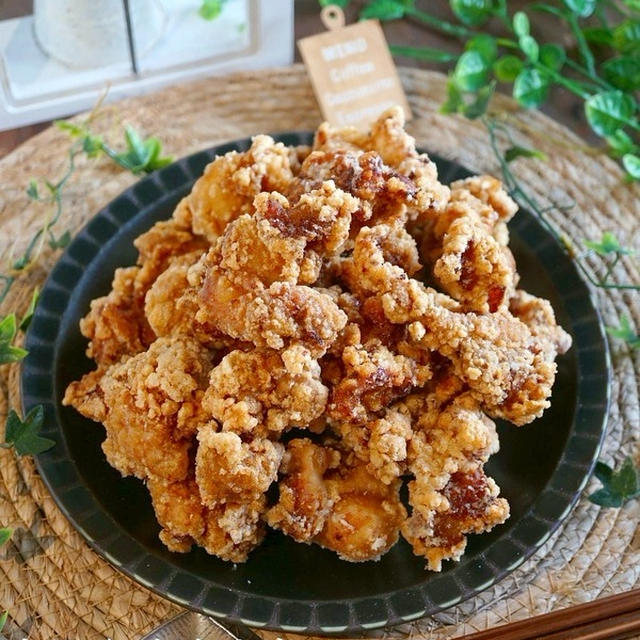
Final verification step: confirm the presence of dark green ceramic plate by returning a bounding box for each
[22,133,610,635]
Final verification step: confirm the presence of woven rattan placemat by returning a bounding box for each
[0,66,638,640]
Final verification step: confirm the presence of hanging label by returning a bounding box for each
[298,15,412,130]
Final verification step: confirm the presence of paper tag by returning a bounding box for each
[298,17,412,130]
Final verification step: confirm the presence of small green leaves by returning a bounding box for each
[539,43,566,71]
[441,78,465,114]
[19,288,39,332]
[463,81,496,118]
[562,0,596,17]
[54,119,85,137]
[0,528,11,546]
[582,27,614,46]
[0,611,7,632]
[199,0,227,20]
[584,91,636,136]
[320,0,351,5]
[453,50,491,90]
[622,153,640,180]
[465,33,497,63]
[494,55,523,82]
[602,56,640,92]
[519,34,539,62]
[588,457,640,507]
[109,127,173,175]
[606,130,637,157]
[2,407,55,457]
[26,179,39,201]
[360,0,407,20]
[0,315,28,365]
[513,68,550,108]
[505,145,548,162]
[613,19,640,53]
[513,12,529,38]
[585,231,632,256]
[82,134,105,158]
[450,0,494,26]
[607,315,640,349]
[49,230,72,250]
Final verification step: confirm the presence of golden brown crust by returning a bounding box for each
[64,108,571,568]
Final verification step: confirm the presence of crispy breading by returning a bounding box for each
[187,135,295,241]
[65,108,571,567]
[204,346,328,436]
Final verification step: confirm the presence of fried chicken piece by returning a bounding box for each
[452,175,518,222]
[204,345,328,436]
[427,188,518,313]
[333,408,412,484]
[267,440,406,561]
[134,218,210,292]
[187,135,295,241]
[265,438,340,541]
[328,339,431,425]
[404,468,509,571]
[148,476,266,561]
[195,426,283,505]
[313,106,449,217]
[144,251,233,348]
[510,289,572,359]
[399,391,508,570]
[316,462,407,562]
[64,337,213,481]
[80,266,156,367]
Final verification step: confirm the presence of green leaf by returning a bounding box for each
[613,19,640,53]
[513,68,550,108]
[360,0,407,20]
[0,528,11,546]
[465,34,497,63]
[19,287,39,332]
[494,55,524,82]
[110,126,173,175]
[606,130,637,157]
[389,45,457,62]
[0,314,18,344]
[623,0,640,9]
[3,407,55,457]
[607,315,640,348]
[320,0,351,5]
[594,461,613,484]
[55,119,85,137]
[623,153,640,180]
[585,231,631,256]
[505,145,548,162]
[539,43,566,71]
[513,11,529,38]
[453,50,491,91]
[82,134,104,157]
[562,0,596,17]
[450,0,494,26]
[49,230,72,250]
[602,56,640,91]
[199,0,226,20]
[588,456,640,507]
[585,91,636,136]
[582,27,614,46]
[440,78,465,114]
[519,34,539,62]
[462,81,496,119]
[0,611,6,632]
[26,179,39,201]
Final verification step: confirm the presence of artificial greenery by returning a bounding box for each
[326,0,640,180]
[199,0,228,20]
[588,456,640,507]
[1,407,54,457]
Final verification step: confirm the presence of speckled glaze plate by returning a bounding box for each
[22,133,609,635]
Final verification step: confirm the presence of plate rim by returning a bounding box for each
[21,132,610,634]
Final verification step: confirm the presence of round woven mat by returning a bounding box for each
[0,66,638,640]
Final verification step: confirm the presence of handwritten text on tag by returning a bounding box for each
[298,19,412,130]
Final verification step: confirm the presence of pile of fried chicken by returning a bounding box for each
[64,108,571,571]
